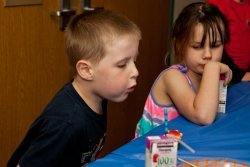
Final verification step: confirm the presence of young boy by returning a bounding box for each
[7,10,141,167]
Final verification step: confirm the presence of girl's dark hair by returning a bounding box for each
[171,2,229,63]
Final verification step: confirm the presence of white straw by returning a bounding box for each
[166,134,196,153]
[178,157,198,167]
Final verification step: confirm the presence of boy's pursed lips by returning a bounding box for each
[127,85,136,93]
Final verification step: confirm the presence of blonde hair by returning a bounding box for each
[64,10,141,75]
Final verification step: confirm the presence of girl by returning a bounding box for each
[135,2,232,138]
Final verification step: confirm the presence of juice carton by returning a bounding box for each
[218,75,227,113]
[145,135,178,167]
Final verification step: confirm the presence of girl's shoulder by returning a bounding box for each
[153,64,189,89]
[168,64,188,73]
[160,64,188,78]
[150,64,189,92]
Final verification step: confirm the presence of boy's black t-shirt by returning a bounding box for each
[7,82,107,167]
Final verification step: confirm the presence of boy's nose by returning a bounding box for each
[132,63,139,79]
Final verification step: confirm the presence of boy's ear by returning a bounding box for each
[76,60,93,81]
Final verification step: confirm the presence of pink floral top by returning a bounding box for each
[135,64,196,138]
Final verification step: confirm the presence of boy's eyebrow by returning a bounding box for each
[117,57,130,62]
[117,52,139,62]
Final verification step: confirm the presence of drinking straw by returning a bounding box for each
[167,134,196,153]
[164,107,168,134]
[178,157,198,167]
[164,108,195,154]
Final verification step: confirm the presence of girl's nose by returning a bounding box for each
[203,48,212,59]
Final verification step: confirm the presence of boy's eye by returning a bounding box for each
[117,63,127,68]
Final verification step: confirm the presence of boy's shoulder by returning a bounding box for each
[39,83,91,124]
[40,82,106,129]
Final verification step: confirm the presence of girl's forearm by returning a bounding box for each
[194,62,220,124]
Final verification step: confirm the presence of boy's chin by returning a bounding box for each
[109,95,129,103]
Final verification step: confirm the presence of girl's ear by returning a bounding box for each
[75,60,93,81]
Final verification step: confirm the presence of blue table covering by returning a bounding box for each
[88,82,250,167]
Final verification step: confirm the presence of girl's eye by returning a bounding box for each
[210,44,221,48]
[192,45,202,49]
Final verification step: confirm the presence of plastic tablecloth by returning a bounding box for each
[88,82,250,167]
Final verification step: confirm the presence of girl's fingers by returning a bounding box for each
[224,69,232,85]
